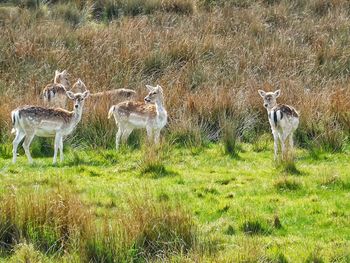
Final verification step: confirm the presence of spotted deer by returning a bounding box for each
[11,79,90,164]
[41,71,134,109]
[42,70,71,108]
[108,84,167,150]
[258,89,299,160]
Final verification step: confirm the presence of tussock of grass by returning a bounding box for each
[0,187,199,261]
[224,225,235,235]
[240,218,271,235]
[319,174,350,190]
[0,188,91,255]
[274,177,301,191]
[139,144,178,178]
[8,243,48,263]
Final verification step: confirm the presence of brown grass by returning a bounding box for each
[0,1,349,149]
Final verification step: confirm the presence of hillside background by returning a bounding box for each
[0,0,349,150]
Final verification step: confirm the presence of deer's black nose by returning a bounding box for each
[75,105,79,108]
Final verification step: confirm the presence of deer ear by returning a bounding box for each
[258,90,266,97]
[82,90,90,99]
[66,91,75,100]
[156,85,163,92]
[146,85,154,92]
[274,89,281,98]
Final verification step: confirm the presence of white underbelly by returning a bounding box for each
[35,128,56,137]
[127,114,148,128]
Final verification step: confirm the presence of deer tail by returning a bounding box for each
[108,105,116,120]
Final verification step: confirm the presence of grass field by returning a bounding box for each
[1,0,350,262]
[0,141,349,262]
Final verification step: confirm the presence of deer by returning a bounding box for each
[11,79,90,164]
[258,89,299,161]
[42,71,136,109]
[42,70,71,108]
[108,84,167,150]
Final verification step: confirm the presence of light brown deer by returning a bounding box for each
[258,89,299,160]
[108,84,167,150]
[42,71,136,109]
[12,79,90,164]
[42,70,71,108]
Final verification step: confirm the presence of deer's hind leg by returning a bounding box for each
[23,132,35,164]
[115,126,123,150]
[12,130,25,164]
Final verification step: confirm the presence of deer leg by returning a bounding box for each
[23,133,35,164]
[12,130,25,164]
[115,127,123,150]
[154,129,161,144]
[59,135,64,162]
[280,130,290,160]
[53,133,61,164]
[122,128,133,144]
[272,131,279,161]
[146,126,153,143]
[289,132,294,149]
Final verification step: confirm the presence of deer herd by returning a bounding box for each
[10,69,299,165]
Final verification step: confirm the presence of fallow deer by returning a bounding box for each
[12,79,90,164]
[108,84,167,150]
[42,71,136,110]
[258,89,299,160]
[42,70,71,108]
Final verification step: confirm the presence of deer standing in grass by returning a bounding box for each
[42,70,136,109]
[42,70,71,108]
[258,89,299,161]
[12,79,90,164]
[108,84,167,150]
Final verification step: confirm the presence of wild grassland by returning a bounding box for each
[0,0,350,261]
[0,143,349,262]
[0,0,350,149]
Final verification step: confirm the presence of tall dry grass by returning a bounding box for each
[0,187,198,261]
[0,0,349,150]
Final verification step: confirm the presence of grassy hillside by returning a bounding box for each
[0,0,349,149]
[0,0,350,262]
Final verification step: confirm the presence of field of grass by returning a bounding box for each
[0,142,349,262]
[1,0,350,262]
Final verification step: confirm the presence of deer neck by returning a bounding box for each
[266,103,277,113]
[71,103,84,125]
[154,96,166,117]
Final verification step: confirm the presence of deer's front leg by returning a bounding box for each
[53,133,61,164]
[154,129,161,144]
[59,135,64,162]
[146,126,153,143]
[272,131,279,161]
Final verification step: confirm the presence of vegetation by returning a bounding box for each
[0,0,349,261]
[0,145,349,261]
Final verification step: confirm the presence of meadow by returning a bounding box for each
[0,0,350,262]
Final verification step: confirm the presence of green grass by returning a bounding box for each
[0,143,349,261]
